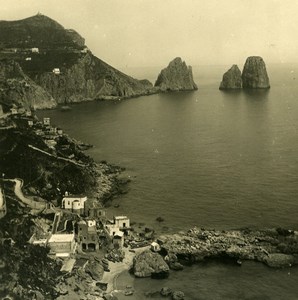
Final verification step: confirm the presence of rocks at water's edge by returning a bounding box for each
[155,57,198,92]
[157,227,298,268]
[132,249,169,278]
[219,64,242,90]
[242,56,270,89]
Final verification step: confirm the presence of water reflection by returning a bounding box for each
[242,88,270,101]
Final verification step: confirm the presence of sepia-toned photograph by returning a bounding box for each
[0,1,298,299]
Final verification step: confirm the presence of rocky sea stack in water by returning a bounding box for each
[219,64,242,90]
[242,56,270,89]
[155,57,198,91]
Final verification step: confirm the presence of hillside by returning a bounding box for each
[0,14,155,108]
[0,14,84,49]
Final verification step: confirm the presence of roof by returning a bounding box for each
[63,195,87,200]
[48,234,74,243]
[114,216,129,220]
[114,231,124,237]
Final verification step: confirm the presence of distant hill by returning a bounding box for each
[0,14,84,49]
[0,14,155,109]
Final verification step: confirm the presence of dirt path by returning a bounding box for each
[3,178,47,210]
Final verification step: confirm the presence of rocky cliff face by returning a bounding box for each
[0,60,56,109]
[0,14,156,108]
[155,57,198,91]
[219,64,242,90]
[33,52,155,104]
[242,56,270,89]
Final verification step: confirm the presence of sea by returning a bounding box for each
[37,64,298,299]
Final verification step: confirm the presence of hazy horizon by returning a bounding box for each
[1,0,298,70]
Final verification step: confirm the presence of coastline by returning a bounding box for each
[102,246,149,298]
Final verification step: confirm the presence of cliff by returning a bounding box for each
[0,14,155,108]
[32,52,155,104]
[219,64,242,90]
[155,57,198,91]
[242,56,270,89]
[0,60,56,109]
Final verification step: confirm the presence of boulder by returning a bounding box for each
[160,287,172,297]
[155,57,198,91]
[219,65,242,89]
[172,291,185,300]
[133,250,170,278]
[264,253,295,268]
[85,261,104,281]
[242,56,270,89]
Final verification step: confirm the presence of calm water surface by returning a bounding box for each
[37,64,298,299]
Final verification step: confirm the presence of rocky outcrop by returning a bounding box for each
[33,53,155,104]
[133,250,169,278]
[155,57,198,91]
[242,56,270,89]
[0,14,157,108]
[0,60,56,109]
[157,227,298,268]
[219,64,242,90]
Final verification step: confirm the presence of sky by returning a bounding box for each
[1,0,298,69]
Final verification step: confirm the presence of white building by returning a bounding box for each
[43,117,50,125]
[48,233,76,257]
[52,68,61,75]
[62,194,87,214]
[31,48,39,53]
[114,216,130,230]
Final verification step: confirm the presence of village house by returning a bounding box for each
[151,241,161,252]
[57,128,63,135]
[28,120,34,127]
[10,107,18,115]
[77,219,99,251]
[105,223,125,248]
[114,216,130,231]
[105,216,130,236]
[31,47,39,53]
[25,57,32,61]
[45,139,57,149]
[47,233,76,258]
[43,117,50,125]
[62,194,87,215]
[52,68,61,75]
[113,231,124,248]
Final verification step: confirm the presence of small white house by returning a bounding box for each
[25,57,32,61]
[113,231,124,248]
[28,120,34,127]
[62,194,87,214]
[43,117,50,125]
[81,47,88,54]
[52,68,61,75]
[48,233,76,257]
[31,48,39,53]
[151,241,161,252]
[10,108,18,115]
[114,216,130,230]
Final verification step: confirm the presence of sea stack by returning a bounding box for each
[154,57,198,91]
[242,56,270,89]
[219,64,242,90]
